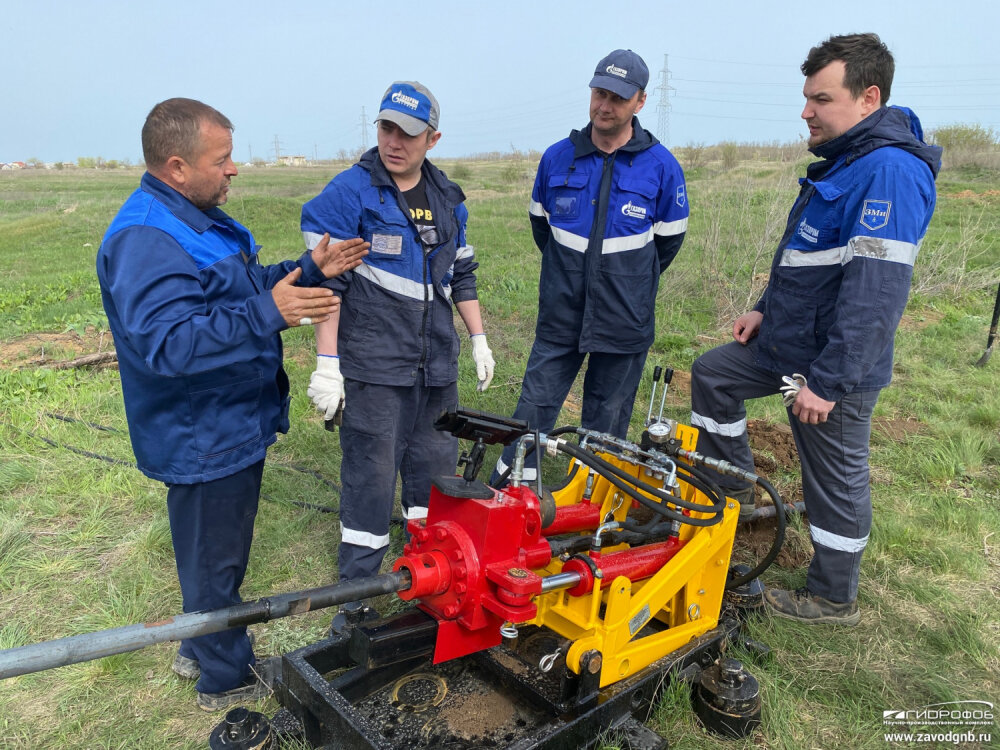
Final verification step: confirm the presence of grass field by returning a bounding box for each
[1,152,998,749]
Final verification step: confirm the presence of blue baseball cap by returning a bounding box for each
[589,49,649,99]
[375,81,440,136]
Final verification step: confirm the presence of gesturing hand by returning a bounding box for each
[271,267,340,327]
[311,234,369,279]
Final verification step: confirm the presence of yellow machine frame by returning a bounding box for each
[527,424,739,688]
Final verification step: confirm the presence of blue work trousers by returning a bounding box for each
[495,337,647,480]
[337,379,458,583]
[690,341,877,603]
[166,459,262,693]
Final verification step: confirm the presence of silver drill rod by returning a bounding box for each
[0,570,411,680]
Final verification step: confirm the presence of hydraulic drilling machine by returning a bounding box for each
[0,369,786,749]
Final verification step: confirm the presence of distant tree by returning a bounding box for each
[27,157,44,168]
[77,157,97,168]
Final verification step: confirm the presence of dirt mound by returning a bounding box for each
[747,419,799,472]
[1,329,115,370]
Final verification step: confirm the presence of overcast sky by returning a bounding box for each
[2,0,997,163]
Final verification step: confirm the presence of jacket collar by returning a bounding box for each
[356,147,466,206]
[570,116,659,159]
[807,106,942,181]
[140,172,233,233]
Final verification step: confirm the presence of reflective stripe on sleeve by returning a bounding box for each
[303,230,348,250]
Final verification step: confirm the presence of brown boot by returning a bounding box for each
[764,587,860,626]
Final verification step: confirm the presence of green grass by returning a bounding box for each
[1,157,998,748]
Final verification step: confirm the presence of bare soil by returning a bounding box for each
[1,328,115,369]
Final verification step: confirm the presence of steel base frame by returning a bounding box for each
[270,607,743,750]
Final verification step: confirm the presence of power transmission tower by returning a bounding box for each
[360,106,370,152]
[271,135,283,163]
[654,54,674,146]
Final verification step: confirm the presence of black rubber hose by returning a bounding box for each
[556,441,723,527]
[725,475,786,589]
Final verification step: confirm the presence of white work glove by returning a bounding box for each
[780,373,807,407]
[308,355,345,420]
[470,334,495,392]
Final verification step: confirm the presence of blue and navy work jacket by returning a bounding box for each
[752,107,941,401]
[301,149,478,387]
[530,118,688,354]
[98,173,326,484]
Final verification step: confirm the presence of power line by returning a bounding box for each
[360,106,370,152]
[654,54,674,146]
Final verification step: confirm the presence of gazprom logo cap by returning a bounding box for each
[375,81,440,137]
[589,49,649,99]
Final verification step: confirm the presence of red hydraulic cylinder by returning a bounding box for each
[561,538,686,597]
[542,502,603,536]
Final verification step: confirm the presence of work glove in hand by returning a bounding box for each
[780,373,807,407]
[470,334,495,392]
[308,355,345,419]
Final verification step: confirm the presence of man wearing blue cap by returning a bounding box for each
[301,81,494,633]
[493,49,689,483]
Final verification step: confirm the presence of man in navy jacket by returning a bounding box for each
[494,49,688,483]
[97,98,367,709]
[302,82,494,634]
[690,34,940,625]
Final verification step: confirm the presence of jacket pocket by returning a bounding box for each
[363,204,410,257]
[615,176,659,228]
[188,372,263,459]
[547,172,589,220]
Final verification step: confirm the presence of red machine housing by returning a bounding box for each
[393,479,689,664]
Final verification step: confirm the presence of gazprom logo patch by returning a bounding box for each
[391,91,420,110]
[606,64,628,79]
[676,184,686,208]
[621,200,647,219]
[860,199,891,231]
[797,218,820,244]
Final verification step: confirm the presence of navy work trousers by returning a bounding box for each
[495,336,647,480]
[337,379,458,583]
[690,341,877,603]
[166,459,262,693]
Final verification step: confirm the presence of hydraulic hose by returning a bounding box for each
[554,441,725,527]
[726,476,785,589]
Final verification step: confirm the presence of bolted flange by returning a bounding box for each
[208,707,273,749]
[692,657,762,738]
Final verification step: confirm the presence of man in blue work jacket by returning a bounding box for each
[493,49,689,484]
[690,34,940,625]
[302,82,494,634]
[97,98,368,710]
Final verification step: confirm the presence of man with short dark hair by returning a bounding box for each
[97,97,368,709]
[689,34,941,625]
[302,82,493,633]
[493,49,688,483]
